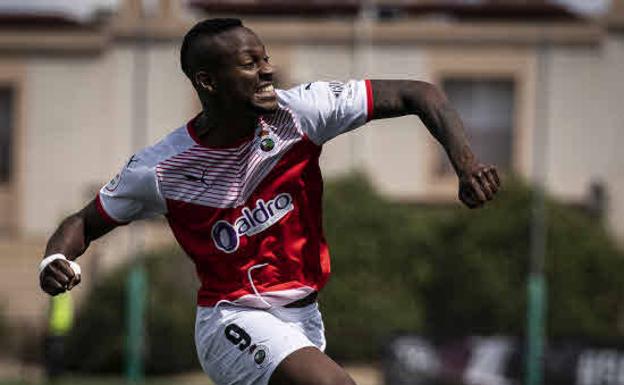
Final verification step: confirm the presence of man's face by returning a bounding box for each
[198,27,277,114]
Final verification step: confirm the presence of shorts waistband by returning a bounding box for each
[283,291,318,308]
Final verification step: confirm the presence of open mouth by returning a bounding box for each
[256,84,275,96]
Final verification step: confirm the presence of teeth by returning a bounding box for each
[257,85,274,93]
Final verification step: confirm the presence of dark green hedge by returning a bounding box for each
[65,175,624,371]
[322,176,624,360]
[66,250,198,374]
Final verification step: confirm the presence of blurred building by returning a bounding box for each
[0,0,622,342]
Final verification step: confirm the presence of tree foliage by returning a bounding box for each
[323,176,624,360]
[66,248,198,374]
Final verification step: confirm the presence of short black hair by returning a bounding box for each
[180,18,243,80]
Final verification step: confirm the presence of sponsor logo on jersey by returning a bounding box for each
[211,193,294,253]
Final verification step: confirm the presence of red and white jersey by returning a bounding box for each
[96,79,373,308]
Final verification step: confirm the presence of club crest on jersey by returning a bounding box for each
[211,193,294,253]
[256,128,279,156]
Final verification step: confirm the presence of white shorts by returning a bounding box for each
[195,302,326,385]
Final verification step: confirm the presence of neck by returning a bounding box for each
[195,102,259,147]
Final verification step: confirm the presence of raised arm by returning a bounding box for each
[40,199,118,296]
[370,79,500,208]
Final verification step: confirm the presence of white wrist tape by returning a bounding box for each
[39,253,81,276]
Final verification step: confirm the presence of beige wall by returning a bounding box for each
[541,36,624,241]
[288,36,624,241]
[545,45,610,199]
[360,46,432,200]
[290,43,540,202]
[289,44,434,198]
[5,21,624,245]
[20,44,195,237]
[23,54,118,236]
[11,43,196,282]
[604,35,624,241]
[145,44,198,139]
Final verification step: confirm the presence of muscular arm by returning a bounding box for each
[370,79,500,207]
[40,199,118,295]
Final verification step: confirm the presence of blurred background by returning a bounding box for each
[0,0,623,384]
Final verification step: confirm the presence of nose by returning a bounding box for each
[259,60,273,79]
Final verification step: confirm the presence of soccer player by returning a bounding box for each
[38,18,499,385]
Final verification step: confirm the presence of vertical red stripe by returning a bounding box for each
[365,79,374,121]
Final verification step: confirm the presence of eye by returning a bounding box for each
[264,56,271,63]
[241,61,256,69]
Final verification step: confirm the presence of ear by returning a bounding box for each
[195,71,215,92]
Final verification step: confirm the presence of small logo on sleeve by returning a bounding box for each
[105,173,121,192]
[211,193,294,253]
[328,81,345,98]
[105,154,138,192]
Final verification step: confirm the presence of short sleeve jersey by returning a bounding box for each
[97,79,373,307]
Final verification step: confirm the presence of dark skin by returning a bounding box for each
[39,201,113,295]
[40,25,499,385]
[191,27,278,146]
[371,80,500,207]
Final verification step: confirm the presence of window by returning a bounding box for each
[437,78,515,175]
[0,87,13,183]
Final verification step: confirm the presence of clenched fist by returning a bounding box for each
[458,164,500,209]
[40,258,81,296]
